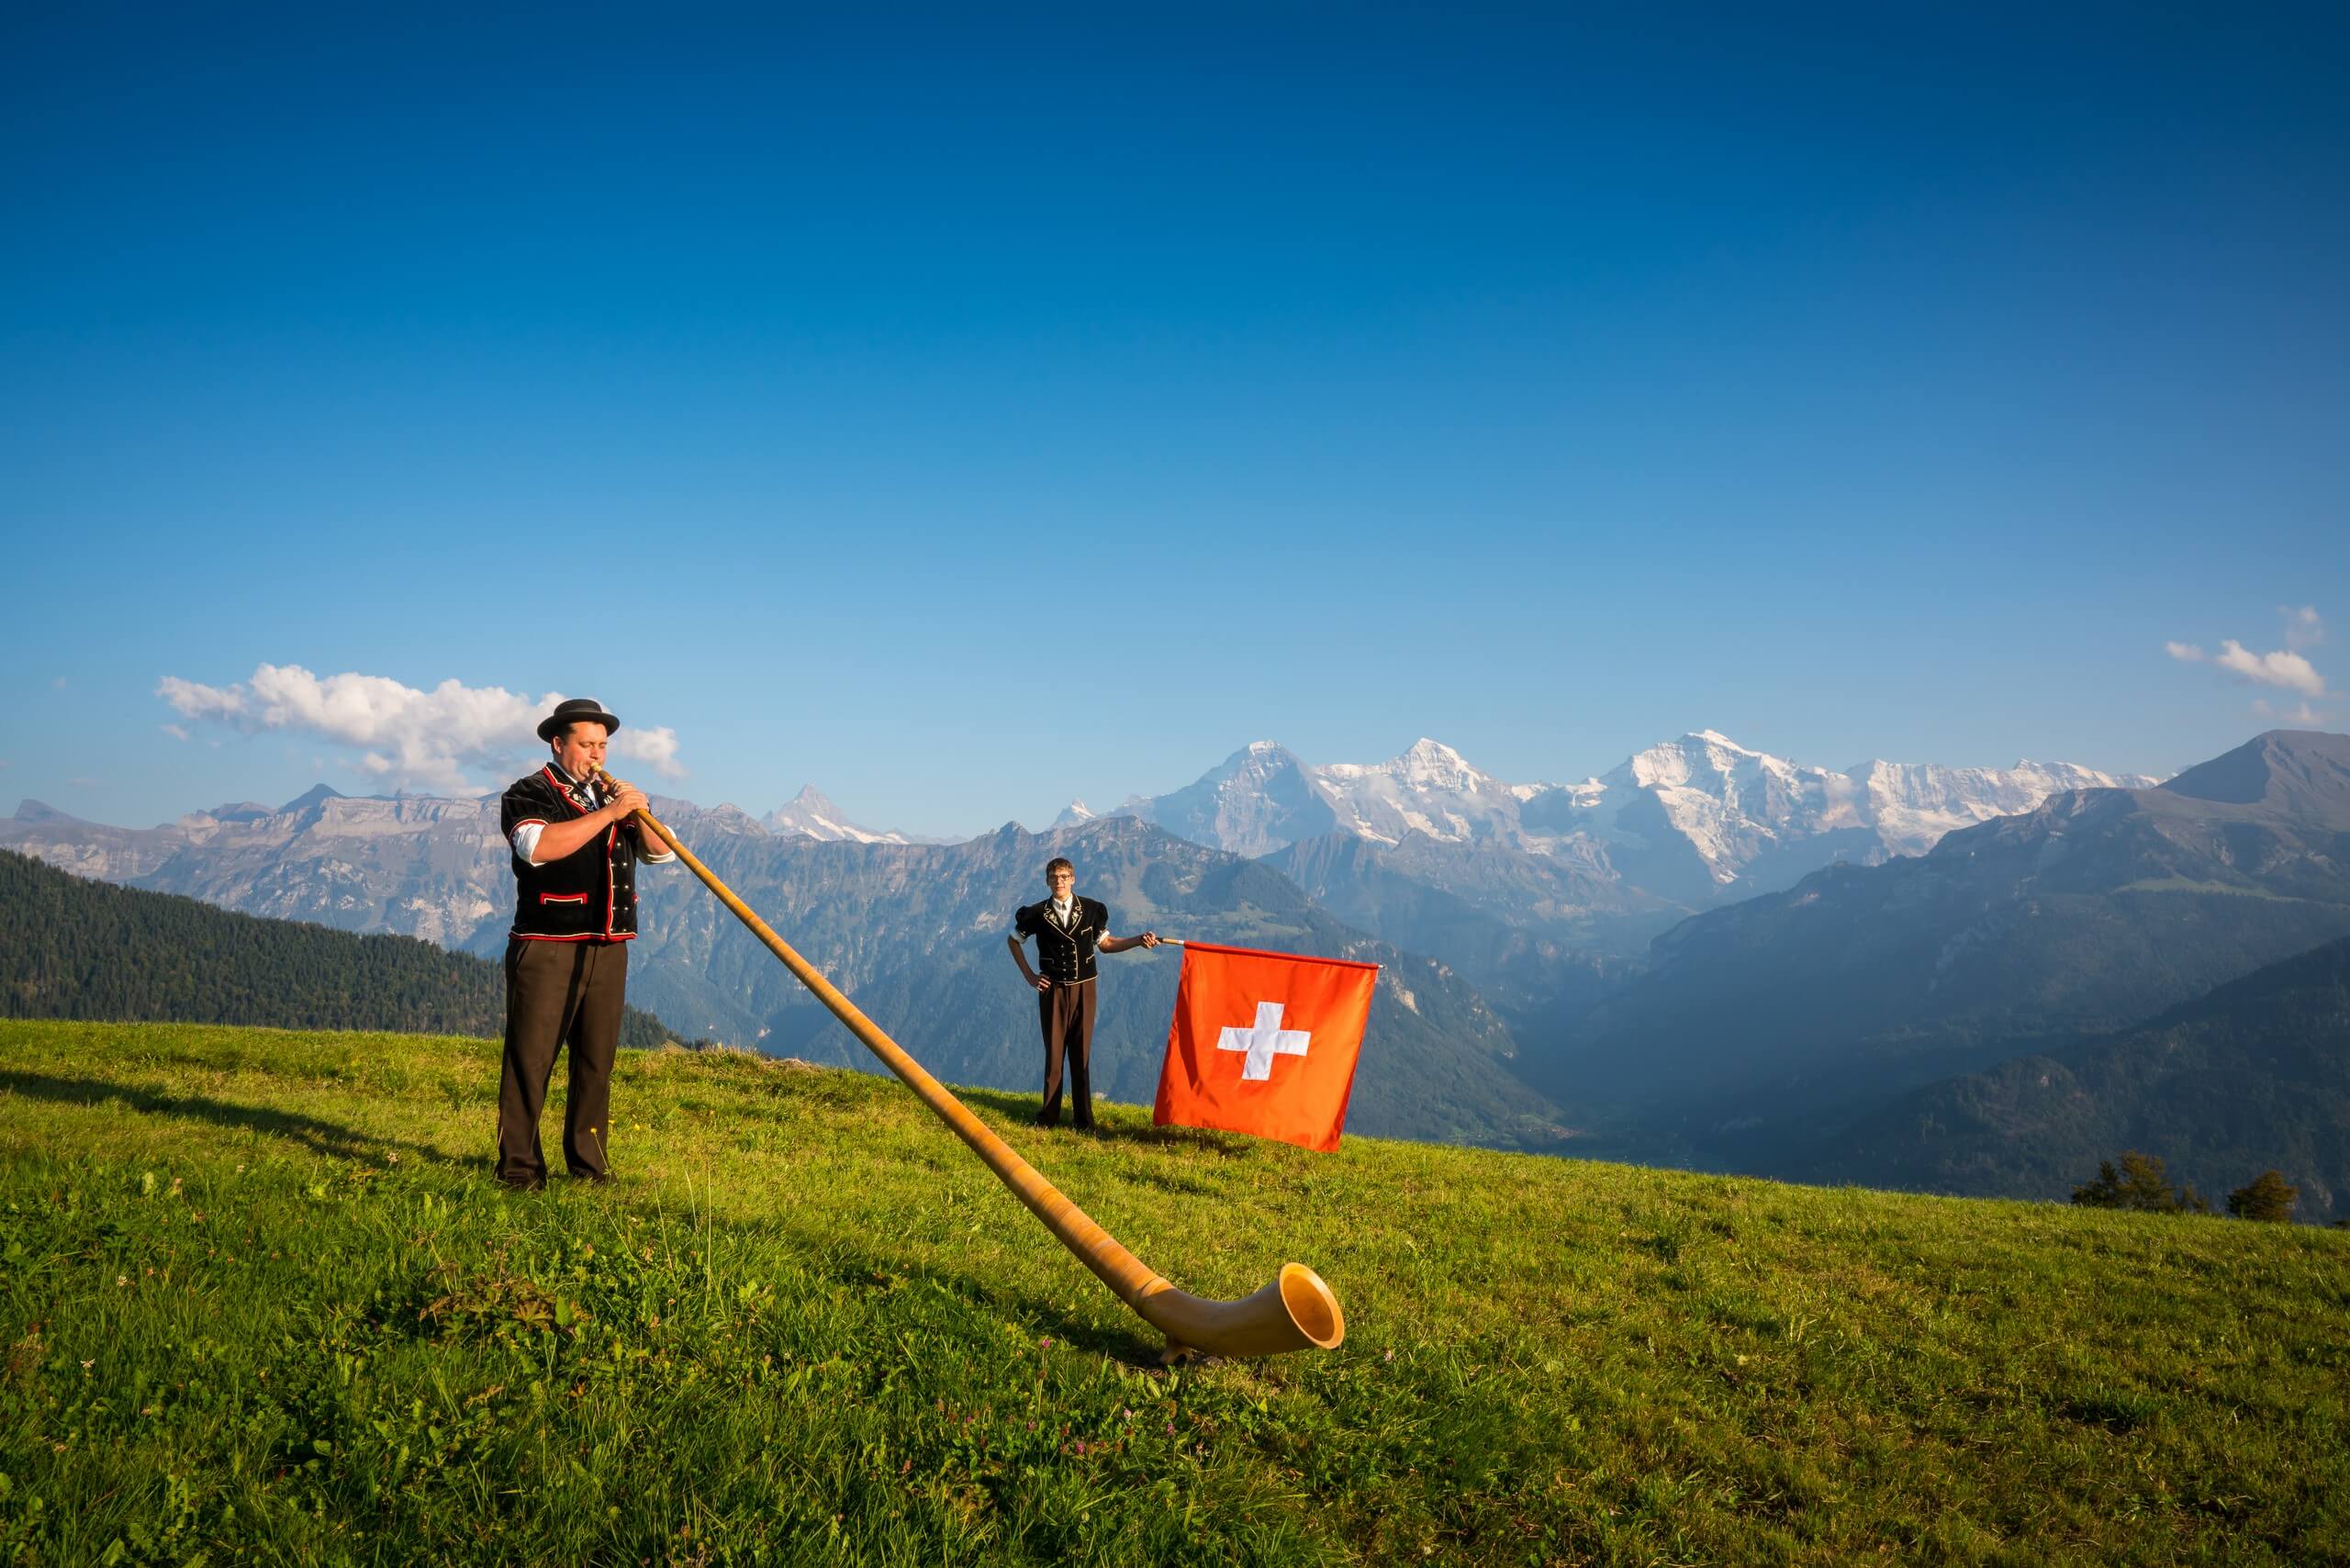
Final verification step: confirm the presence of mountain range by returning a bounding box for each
[0,787,1565,1148]
[1547,730,2350,1169]
[9,726,2340,1206]
[1099,733,2158,896]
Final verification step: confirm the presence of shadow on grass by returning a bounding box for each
[0,1070,466,1169]
[950,1084,1259,1157]
[811,1238,1171,1368]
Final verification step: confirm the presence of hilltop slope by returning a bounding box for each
[1,1019,2343,1564]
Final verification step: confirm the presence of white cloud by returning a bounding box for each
[2211,640,2324,697]
[2165,613,2328,700]
[155,664,688,794]
[160,722,191,742]
[613,726,684,778]
[2252,699,2330,726]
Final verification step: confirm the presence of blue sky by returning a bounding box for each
[5,4,2344,835]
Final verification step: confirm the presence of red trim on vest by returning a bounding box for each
[604,823,619,936]
[539,891,589,905]
[508,931,636,943]
[542,765,592,817]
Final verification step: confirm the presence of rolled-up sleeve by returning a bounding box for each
[509,820,549,865]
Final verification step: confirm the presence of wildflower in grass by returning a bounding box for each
[117,1274,128,1287]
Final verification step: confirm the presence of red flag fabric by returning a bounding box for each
[1152,941,1378,1153]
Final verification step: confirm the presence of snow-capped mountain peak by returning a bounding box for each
[1114,730,2165,901]
[760,785,940,846]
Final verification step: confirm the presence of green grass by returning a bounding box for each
[2,1020,2346,1565]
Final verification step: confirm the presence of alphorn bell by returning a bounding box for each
[599,772,1345,1360]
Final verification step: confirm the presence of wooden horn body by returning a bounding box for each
[608,780,1344,1359]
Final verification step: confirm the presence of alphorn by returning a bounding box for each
[601,776,1345,1360]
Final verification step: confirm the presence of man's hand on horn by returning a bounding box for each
[604,778,651,820]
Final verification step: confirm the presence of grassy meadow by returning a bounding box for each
[2,1017,2345,1565]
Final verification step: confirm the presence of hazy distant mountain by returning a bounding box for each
[761,785,956,846]
[1801,934,2350,1224]
[1547,730,2350,1164]
[1113,742,1340,857]
[1263,831,1659,1032]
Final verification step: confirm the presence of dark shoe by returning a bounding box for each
[1033,1114,1059,1129]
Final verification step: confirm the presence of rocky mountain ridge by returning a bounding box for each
[1103,732,2160,902]
[1540,730,2350,1169]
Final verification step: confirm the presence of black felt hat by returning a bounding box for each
[536,697,622,743]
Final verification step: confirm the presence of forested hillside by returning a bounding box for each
[1803,935,2350,1221]
[0,850,695,1049]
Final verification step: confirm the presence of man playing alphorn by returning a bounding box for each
[495,697,675,1189]
[1007,856,1158,1129]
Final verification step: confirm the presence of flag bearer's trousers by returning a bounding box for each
[1037,977,1098,1128]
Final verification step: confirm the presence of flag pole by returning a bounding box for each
[605,778,1343,1360]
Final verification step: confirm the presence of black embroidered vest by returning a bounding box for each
[501,765,641,941]
[1014,897,1107,984]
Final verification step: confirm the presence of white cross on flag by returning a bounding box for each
[1219,1001,1313,1081]
[1153,941,1379,1152]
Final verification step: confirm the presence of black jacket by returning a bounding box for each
[1014,896,1108,983]
[501,765,643,941]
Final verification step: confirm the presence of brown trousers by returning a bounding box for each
[498,938,628,1187]
[1037,977,1098,1127]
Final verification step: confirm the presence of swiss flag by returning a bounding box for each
[1152,941,1378,1153]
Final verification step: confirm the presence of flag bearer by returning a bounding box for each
[1007,857,1159,1129]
